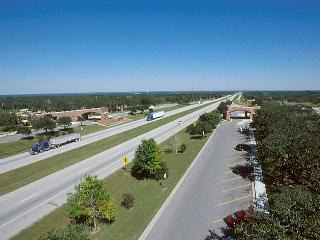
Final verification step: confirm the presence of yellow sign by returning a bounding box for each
[123,156,128,164]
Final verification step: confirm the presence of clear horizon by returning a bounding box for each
[1,0,320,94]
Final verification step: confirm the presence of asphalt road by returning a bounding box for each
[142,119,252,240]
[0,97,230,174]
[0,95,237,240]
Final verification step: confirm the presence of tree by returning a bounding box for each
[16,125,32,136]
[39,224,89,240]
[199,111,221,128]
[32,115,56,133]
[172,135,180,154]
[234,187,320,239]
[0,110,18,127]
[194,120,212,137]
[132,138,167,179]
[58,116,72,129]
[217,100,231,114]
[65,175,117,232]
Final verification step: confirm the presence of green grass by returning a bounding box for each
[0,125,107,160]
[12,127,213,240]
[0,102,213,196]
[73,124,107,135]
[0,138,37,159]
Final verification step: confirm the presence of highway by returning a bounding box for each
[0,95,236,239]
[0,97,229,174]
[141,119,252,240]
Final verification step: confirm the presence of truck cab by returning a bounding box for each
[30,141,50,154]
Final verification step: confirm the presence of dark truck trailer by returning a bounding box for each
[29,133,81,155]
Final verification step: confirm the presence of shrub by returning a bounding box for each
[179,143,187,153]
[39,224,89,240]
[186,124,195,134]
[121,193,134,209]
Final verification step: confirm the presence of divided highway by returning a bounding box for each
[0,95,236,239]
[0,98,227,174]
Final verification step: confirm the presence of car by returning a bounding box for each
[178,120,184,124]
[235,143,251,152]
[223,210,252,228]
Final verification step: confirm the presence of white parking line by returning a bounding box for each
[222,183,251,193]
[223,176,242,182]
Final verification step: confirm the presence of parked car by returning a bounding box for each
[223,210,252,228]
[235,143,251,152]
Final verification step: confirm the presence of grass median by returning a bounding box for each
[0,102,214,196]
[12,123,215,240]
[0,124,108,160]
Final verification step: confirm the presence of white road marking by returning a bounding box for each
[223,176,242,182]
[222,183,251,193]
[18,193,39,203]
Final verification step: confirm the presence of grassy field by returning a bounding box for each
[0,124,107,160]
[12,126,214,240]
[73,124,107,135]
[0,138,37,159]
[0,102,212,195]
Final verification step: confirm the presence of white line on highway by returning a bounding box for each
[0,185,73,229]
[18,193,39,203]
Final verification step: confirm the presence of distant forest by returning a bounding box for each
[243,91,320,106]
[0,91,232,112]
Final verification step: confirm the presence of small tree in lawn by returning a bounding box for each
[16,125,32,137]
[194,120,212,138]
[132,138,167,180]
[32,115,56,134]
[77,116,85,126]
[58,116,72,129]
[172,135,180,154]
[65,175,117,232]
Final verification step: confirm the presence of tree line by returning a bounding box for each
[233,102,320,239]
[0,92,231,112]
[243,91,320,106]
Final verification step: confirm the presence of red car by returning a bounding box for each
[223,210,252,228]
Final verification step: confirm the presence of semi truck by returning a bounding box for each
[147,111,165,121]
[29,133,81,155]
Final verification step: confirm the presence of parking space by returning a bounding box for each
[144,118,254,240]
[210,119,253,236]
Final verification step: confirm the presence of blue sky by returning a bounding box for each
[0,0,319,94]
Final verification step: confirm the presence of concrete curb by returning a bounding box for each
[138,122,221,240]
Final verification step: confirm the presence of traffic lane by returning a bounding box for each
[0,98,227,173]
[0,98,227,239]
[144,120,252,240]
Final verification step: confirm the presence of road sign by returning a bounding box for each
[123,156,128,164]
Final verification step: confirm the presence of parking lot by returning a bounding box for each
[145,118,254,240]
[210,120,253,237]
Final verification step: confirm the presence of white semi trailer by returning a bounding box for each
[29,133,81,154]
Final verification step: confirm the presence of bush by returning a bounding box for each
[39,224,89,240]
[179,143,187,153]
[132,138,167,180]
[154,161,169,180]
[3,125,16,132]
[121,193,134,209]
[186,124,195,134]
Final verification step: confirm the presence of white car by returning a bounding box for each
[178,120,184,124]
